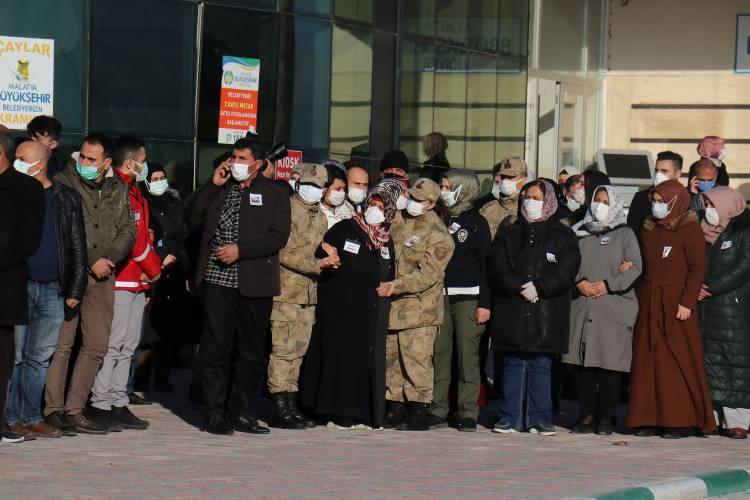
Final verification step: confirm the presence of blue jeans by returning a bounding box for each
[7,281,64,424]
[499,353,552,430]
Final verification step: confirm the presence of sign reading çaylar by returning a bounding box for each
[0,36,54,129]
[218,56,260,145]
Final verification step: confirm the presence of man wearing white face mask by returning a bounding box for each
[628,151,684,243]
[320,164,351,228]
[268,163,339,430]
[344,165,369,214]
[89,136,162,432]
[185,137,291,436]
[479,158,528,241]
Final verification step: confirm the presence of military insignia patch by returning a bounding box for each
[457,229,468,243]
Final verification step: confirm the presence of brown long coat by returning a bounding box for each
[627,211,716,432]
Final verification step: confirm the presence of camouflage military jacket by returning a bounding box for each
[479,193,519,241]
[275,195,328,305]
[389,210,455,330]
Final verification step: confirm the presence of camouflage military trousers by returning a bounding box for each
[385,326,438,404]
[268,302,316,394]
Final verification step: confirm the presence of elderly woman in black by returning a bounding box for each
[301,181,398,429]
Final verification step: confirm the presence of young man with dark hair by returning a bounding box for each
[44,133,136,435]
[26,115,66,178]
[627,150,684,240]
[88,136,161,431]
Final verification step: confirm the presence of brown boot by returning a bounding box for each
[26,421,63,438]
[8,422,37,441]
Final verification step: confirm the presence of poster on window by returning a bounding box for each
[0,36,54,129]
[275,149,303,181]
[218,56,260,145]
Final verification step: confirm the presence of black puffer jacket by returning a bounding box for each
[143,188,188,270]
[488,216,581,354]
[51,182,88,319]
[700,209,750,408]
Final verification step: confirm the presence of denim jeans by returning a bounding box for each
[499,353,553,430]
[7,281,64,424]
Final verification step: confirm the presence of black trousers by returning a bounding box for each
[0,325,15,430]
[575,367,622,420]
[199,284,272,418]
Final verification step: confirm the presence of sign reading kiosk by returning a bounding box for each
[0,35,54,129]
[218,56,260,145]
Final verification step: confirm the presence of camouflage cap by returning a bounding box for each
[408,177,441,203]
[496,157,528,177]
[299,163,328,188]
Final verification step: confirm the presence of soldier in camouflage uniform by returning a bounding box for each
[478,158,528,241]
[267,164,340,429]
[377,178,455,431]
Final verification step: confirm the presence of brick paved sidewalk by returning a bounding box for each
[2,375,749,498]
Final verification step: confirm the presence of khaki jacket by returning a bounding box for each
[479,193,519,241]
[275,195,328,306]
[389,211,455,330]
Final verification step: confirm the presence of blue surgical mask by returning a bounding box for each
[13,159,40,176]
[697,179,715,192]
[76,161,102,181]
[130,160,149,183]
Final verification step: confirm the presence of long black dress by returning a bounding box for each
[300,219,395,428]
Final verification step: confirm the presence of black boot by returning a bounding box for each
[383,401,405,429]
[287,392,315,428]
[396,403,430,431]
[270,393,305,429]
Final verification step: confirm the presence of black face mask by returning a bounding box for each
[384,172,407,181]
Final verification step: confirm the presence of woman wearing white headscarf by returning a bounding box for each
[564,185,642,435]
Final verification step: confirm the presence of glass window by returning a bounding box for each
[495,72,527,160]
[465,53,497,170]
[373,0,397,33]
[399,39,434,164]
[335,0,372,23]
[435,0,470,47]
[586,0,603,73]
[538,0,586,73]
[144,140,194,196]
[401,0,434,37]
[204,0,276,9]
[89,0,196,139]
[198,7,279,146]
[329,25,372,157]
[0,0,87,132]
[196,142,232,187]
[279,0,331,17]
[433,46,466,167]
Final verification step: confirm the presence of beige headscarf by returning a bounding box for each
[701,186,747,245]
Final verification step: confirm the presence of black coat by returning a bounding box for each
[301,219,395,427]
[488,217,581,354]
[51,182,88,320]
[0,167,45,325]
[143,189,189,269]
[185,175,291,298]
[700,209,750,408]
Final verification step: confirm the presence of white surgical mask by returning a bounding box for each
[652,201,671,220]
[653,171,670,186]
[364,206,385,226]
[500,179,518,197]
[566,198,581,212]
[148,179,169,196]
[396,195,408,211]
[491,182,501,199]
[347,186,367,204]
[298,184,324,204]
[718,148,727,161]
[405,198,426,217]
[440,184,462,208]
[231,162,251,182]
[572,188,586,205]
[13,159,40,177]
[523,198,544,221]
[704,207,720,226]
[590,201,610,222]
[325,189,346,207]
[130,160,149,183]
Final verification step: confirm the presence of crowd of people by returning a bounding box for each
[1,116,748,445]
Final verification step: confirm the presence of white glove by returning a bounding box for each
[521,281,539,303]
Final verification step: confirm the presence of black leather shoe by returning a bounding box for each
[45,411,78,436]
[286,392,315,429]
[457,418,477,432]
[86,406,122,432]
[596,418,614,436]
[69,413,109,435]
[111,406,149,430]
[571,415,595,434]
[427,414,448,430]
[270,393,305,429]
[234,415,270,435]
[396,403,430,431]
[383,401,405,429]
[201,415,234,435]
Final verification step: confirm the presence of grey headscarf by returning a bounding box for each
[573,185,627,236]
[444,168,480,216]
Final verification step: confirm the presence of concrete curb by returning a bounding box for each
[584,468,750,499]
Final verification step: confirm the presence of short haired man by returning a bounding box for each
[185,137,291,435]
[557,166,580,185]
[6,141,87,439]
[380,149,410,183]
[345,165,369,214]
[26,115,65,178]
[689,158,720,213]
[478,158,528,241]
[87,136,161,431]
[0,132,45,443]
[627,150,684,239]
[44,133,136,435]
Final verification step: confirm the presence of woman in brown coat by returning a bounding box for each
[627,179,716,438]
